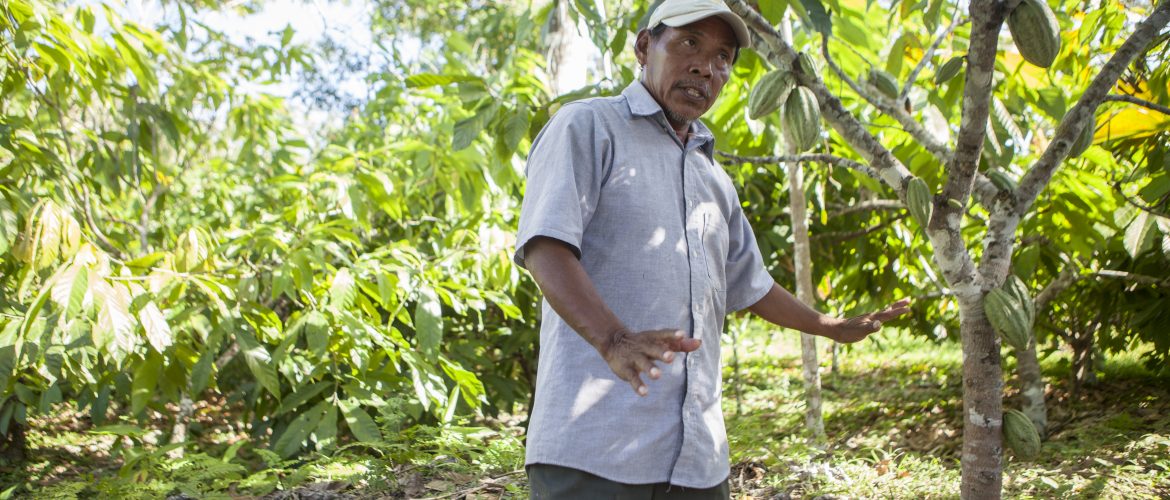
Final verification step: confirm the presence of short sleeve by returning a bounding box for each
[513,103,612,269]
[723,202,775,313]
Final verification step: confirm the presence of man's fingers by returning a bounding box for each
[627,372,648,396]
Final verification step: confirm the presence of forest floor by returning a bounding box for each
[5,326,1169,499]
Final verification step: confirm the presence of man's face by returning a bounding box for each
[635,16,737,130]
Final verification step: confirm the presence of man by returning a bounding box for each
[513,0,911,497]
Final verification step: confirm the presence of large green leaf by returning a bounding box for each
[131,354,162,415]
[236,330,281,398]
[341,401,381,443]
[415,286,443,358]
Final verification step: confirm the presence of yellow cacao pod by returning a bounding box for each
[907,177,932,230]
[782,86,821,153]
[1008,0,1061,68]
[748,70,795,119]
[1004,409,1042,458]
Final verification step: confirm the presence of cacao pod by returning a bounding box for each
[907,177,933,230]
[1004,409,1042,458]
[748,70,795,119]
[1002,275,1035,326]
[985,287,1031,350]
[935,55,965,85]
[1008,0,1061,68]
[869,69,899,99]
[782,86,822,153]
[987,169,1017,192]
[796,51,819,75]
[1068,119,1095,157]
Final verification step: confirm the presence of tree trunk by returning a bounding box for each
[167,392,195,459]
[1013,339,1047,436]
[958,294,1003,499]
[787,153,825,441]
[543,0,594,96]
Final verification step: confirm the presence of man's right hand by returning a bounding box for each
[601,329,700,397]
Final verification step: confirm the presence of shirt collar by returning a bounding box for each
[622,82,716,160]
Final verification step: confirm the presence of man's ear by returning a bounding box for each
[634,29,650,67]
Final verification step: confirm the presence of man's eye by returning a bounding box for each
[682,39,696,47]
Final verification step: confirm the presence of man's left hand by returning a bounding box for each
[823,298,912,343]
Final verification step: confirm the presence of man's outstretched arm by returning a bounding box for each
[747,283,911,342]
[523,236,700,396]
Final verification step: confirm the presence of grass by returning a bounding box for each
[4,322,1168,498]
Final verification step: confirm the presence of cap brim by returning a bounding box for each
[659,10,751,49]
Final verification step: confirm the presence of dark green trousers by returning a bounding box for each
[527,464,730,500]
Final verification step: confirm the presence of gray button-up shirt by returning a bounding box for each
[514,82,774,488]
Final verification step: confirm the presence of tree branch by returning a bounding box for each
[821,33,955,164]
[1018,0,1170,214]
[716,151,878,178]
[812,214,906,243]
[900,9,966,102]
[1102,93,1170,116]
[1035,265,1077,312]
[828,199,904,217]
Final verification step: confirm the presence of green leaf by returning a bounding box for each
[1124,210,1154,258]
[139,301,173,352]
[0,345,15,390]
[189,348,214,394]
[89,424,147,437]
[415,286,443,358]
[452,105,494,151]
[329,268,356,310]
[760,0,790,24]
[276,381,332,415]
[315,405,338,450]
[131,354,162,415]
[305,310,330,356]
[236,330,281,398]
[274,401,328,458]
[341,402,381,443]
[798,0,833,35]
[404,73,483,88]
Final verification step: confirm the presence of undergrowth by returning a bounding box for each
[4,323,1168,498]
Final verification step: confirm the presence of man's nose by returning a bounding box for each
[689,59,713,77]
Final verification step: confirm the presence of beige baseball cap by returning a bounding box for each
[648,0,751,49]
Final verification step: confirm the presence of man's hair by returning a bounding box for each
[646,23,740,63]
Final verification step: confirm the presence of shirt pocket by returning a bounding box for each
[701,212,729,291]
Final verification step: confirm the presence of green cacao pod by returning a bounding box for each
[748,70,795,119]
[869,69,899,99]
[1007,0,1061,68]
[907,177,933,230]
[782,86,822,153]
[796,51,819,75]
[1002,275,1035,326]
[934,55,965,85]
[1068,119,1095,157]
[985,287,1031,350]
[1004,409,1042,458]
[987,169,1017,192]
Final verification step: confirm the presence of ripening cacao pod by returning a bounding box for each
[782,86,822,152]
[748,70,795,119]
[1007,0,1061,68]
[935,55,965,85]
[1068,119,1095,157]
[907,177,933,230]
[987,169,1018,192]
[796,51,819,75]
[1004,409,1042,458]
[985,287,1031,350]
[869,69,899,99]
